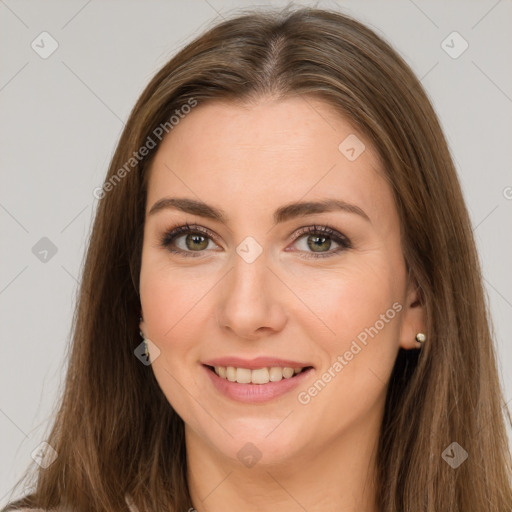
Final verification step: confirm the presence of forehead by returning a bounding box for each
[146,96,395,227]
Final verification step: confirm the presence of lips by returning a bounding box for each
[200,364,315,404]
[202,357,312,369]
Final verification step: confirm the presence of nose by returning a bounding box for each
[215,249,288,341]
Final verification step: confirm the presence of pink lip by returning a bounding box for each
[202,357,312,369]
[202,364,314,404]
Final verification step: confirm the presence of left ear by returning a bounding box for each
[398,274,426,350]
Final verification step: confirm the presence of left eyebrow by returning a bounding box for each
[148,197,371,224]
[274,198,371,224]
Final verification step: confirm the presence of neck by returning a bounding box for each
[185,419,380,512]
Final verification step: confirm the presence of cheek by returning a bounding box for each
[343,273,404,390]
[139,263,209,421]
[293,263,403,423]
[292,257,404,411]
[139,243,214,340]
[293,257,402,342]
[140,269,207,349]
[139,256,227,424]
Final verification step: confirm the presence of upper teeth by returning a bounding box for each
[214,366,304,384]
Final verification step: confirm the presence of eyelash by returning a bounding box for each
[159,222,352,259]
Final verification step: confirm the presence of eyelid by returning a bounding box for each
[287,224,351,259]
[291,224,351,246]
[159,222,221,254]
[159,222,351,258]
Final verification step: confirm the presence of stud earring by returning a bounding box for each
[138,317,149,359]
[415,332,426,344]
[139,334,150,360]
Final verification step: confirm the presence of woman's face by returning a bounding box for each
[139,96,424,466]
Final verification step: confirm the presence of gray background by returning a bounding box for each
[1,0,511,505]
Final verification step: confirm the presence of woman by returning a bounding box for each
[4,6,512,512]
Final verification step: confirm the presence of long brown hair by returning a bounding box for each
[4,6,512,512]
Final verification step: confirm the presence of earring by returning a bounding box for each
[139,334,149,359]
[415,332,426,344]
[139,332,149,358]
[139,318,149,359]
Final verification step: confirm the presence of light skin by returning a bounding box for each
[138,95,425,512]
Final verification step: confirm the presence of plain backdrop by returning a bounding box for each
[1,0,511,506]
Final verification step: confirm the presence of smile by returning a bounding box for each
[206,365,311,384]
[202,363,315,403]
